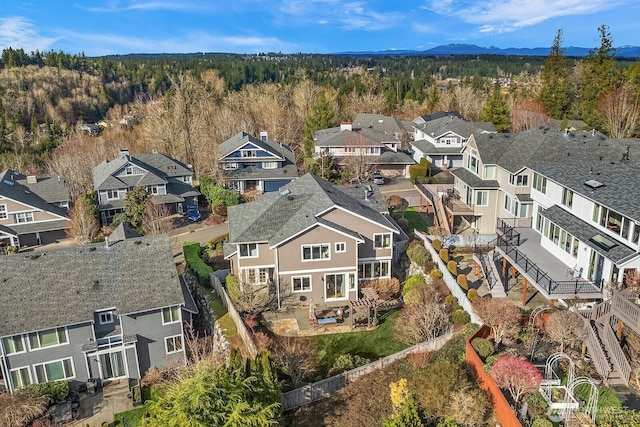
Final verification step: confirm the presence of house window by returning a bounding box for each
[106,189,119,200]
[533,174,547,193]
[125,166,133,175]
[242,267,271,284]
[509,174,528,186]
[441,137,456,145]
[10,367,31,388]
[162,306,180,324]
[99,311,114,325]
[292,276,311,292]
[475,191,488,207]
[468,155,479,174]
[15,212,34,223]
[335,242,346,253]
[561,188,573,209]
[239,243,258,258]
[262,161,277,169]
[484,165,495,179]
[223,162,238,170]
[2,335,25,355]
[148,186,159,195]
[34,358,75,382]
[358,261,391,279]
[374,233,392,249]
[0,204,7,220]
[302,244,330,260]
[544,221,579,258]
[325,273,346,300]
[503,195,525,218]
[28,327,68,350]
[241,150,257,158]
[165,335,183,354]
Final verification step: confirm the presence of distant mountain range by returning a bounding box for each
[336,44,640,58]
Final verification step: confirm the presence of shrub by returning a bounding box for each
[407,351,432,368]
[444,295,458,307]
[402,274,426,296]
[531,419,553,427]
[22,381,69,403]
[424,260,437,272]
[467,288,478,301]
[485,354,502,367]
[362,278,401,297]
[432,239,441,252]
[396,217,410,232]
[452,309,470,325]
[200,176,240,208]
[447,260,458,276]
[183,242,214,286]
[409,163,428,180]
[430,268,443,279]
[456,274,468,290]
[439,248,449,263]
[471,337,494,359]
[406,241,430,266]
[328,354,370,376]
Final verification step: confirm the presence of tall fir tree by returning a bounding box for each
[479,85,510,132]
[303,94,337,159]
[578,25,621,132]
[538,29,571,119]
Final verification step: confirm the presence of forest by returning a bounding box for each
[0,25,638,201]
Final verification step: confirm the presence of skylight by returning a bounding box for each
[590,234,617,250]
[584,179,604,189]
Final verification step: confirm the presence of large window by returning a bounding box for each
[2,335,25,354]
[15,212,34,223]
[106,189,119,200]
[533,174,547,193]
[239,243,258,258]
[28,327,68,350]
[325,273,355,300]
[34,358,74,382]
[484,165,496,179]
[98,311,113,325]
[475,191,489,207]
[292,276,311,292]
[223,162,238,170]
[358,261,391,279]
[162,306,180,324]
[165,335,183,354]
[541,219,580,259]
[262,161,277,169]
[241,149,257,158]
[509,174,529,186]
[374,233,392,249]
[302,244,330,260]
[561,188,574,209]
[468,155,479,174]
[10,367,31,388]
[0,204,7,219]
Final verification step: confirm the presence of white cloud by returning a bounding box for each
[82,0,215,13]
[0,16,59,52]
[425,0,622,34]
[412,22,436,34]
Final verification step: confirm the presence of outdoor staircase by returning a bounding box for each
[579,290,640,386]
[473,250,506,297]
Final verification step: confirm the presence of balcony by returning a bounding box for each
[494,219,603,299]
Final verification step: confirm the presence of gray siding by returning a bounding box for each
[121,307,185,376]
[3,323,93,390]
[125,347,140,379]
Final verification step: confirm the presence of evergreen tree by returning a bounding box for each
[303,94,337,159]
[124,186,151,230]
[538,29,571,119]
[479,85,510,132]
[578,25,621,132]
[308,148,339,182]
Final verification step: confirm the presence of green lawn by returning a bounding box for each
[310,310,407,374]
[207,288,238,340]
[113,386,166,426]
[400,207,430,233]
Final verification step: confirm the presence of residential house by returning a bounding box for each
[313,114,415,178]
[217,131,298,194]
[450,127,640,235]
[0,169,71,248]
[411,115,496,169]
[92,149,200,225]
[224,173,403,308]
[0,225,197,393]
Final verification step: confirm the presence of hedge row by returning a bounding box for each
[183,242,213,286]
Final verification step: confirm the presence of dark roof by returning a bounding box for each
[411,139,463,155]
[450,168,500,189]
[15,175,69,204]
[224,164,299,181]
[415,111,463,123]
[0,170,69,218]
[0,234,185,337]
[218,132,296,164]
[533,160,640,222]
[372,151,415,165]
[414,116,496,139]
[228,173,398,247]
[541,205,638,265]
[353,113,409,135]
[108,223,141,242]
[470,133,515,165]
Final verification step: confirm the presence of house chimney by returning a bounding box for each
[119,148,129,158]
[26,175,37,184]
[340,122,353,131]
[259,131,268,141]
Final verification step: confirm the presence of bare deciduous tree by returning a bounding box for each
[472,298,520,345]
[545,310,585,352]
[510,99,552,132]
[67,192,99,244]
[183,322,229,368]
[273,337,318,387]
[597,83,640,138]
[395,287,451,345]
[142,200,174,236]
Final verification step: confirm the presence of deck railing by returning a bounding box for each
[582,318,613,380]
[495,221,602,296]
[475,242,500,291]
[611,291,640,331]
[603,316,631,385]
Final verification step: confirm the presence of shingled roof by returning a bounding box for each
[0,170,69,218]
[0,234,184,337]
[218,132,296,164]
[228,173,398,247]
[414,116,496,139]
[353,113,409,135]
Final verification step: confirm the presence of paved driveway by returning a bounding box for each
[169,219,229,264]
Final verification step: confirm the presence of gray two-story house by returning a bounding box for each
[92,149,200,225]
[0,226,197,393]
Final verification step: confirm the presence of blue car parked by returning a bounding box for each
[186,204,201,222]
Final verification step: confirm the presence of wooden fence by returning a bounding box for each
[281,331,453,411]
[466,326,523,427]
[209,273,258,358]
[415,231,482,324]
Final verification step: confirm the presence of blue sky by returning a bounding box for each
[0,1,638,56]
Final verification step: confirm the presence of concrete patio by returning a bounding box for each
[71,380,134,426]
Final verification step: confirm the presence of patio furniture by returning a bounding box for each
[567,265,583,279]
[317,316,337,325]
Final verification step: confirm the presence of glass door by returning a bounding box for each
[99,350,125,380]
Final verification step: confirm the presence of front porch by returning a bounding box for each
[494,221,603,300]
